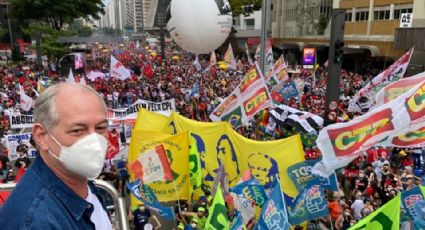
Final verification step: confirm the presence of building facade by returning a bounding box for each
[272,0,425,73]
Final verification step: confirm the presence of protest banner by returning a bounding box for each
[401,186,425,219]
[374,71,425,107]
[127,179,175,220]
[313,73,425,177]
[287,178,329,225]
[128,131,189,204]
[348,48,413,114]
[209,64,273,126]
[257,177,290,230]
[287,160,338,192]
[134,108,305,198]
[9,114,34,129]
[108,98,175,121]
[5,133,37,160]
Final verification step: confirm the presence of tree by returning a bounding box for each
[229,0,262,17]
[78,26,93,37]
[22,22,77,59]
[10,0,104,30]
[316,14,329,35]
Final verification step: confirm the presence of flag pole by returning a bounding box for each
[172,179,182,213]
[328,214,334,230]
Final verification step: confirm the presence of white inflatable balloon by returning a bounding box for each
[166,0,233,54]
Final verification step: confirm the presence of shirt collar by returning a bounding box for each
[32,157,92,220]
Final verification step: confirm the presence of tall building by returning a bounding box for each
[96,0,135,32]
[272,0,425,73]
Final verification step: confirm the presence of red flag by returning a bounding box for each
[14,167,25,183]
[144,63,154,79]
[130,145,173,183]
[0,191,10,205]
[106,131,120,160]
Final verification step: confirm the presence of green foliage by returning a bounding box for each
[22,22,77,58]
[102,27,122,37]
[10,0,104,30]
[316,14,329,35]
[78,26,93,37]
[229,0,262,16]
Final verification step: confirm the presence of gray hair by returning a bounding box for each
[34,83,107,131]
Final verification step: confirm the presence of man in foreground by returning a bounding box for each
[0,83,112,229]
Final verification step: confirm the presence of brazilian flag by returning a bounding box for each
[204,184,229,230]
[221,107,242,129]
[349,193,400,230]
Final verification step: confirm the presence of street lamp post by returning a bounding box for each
[259,0,271,74]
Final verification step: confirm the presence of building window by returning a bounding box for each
[374,10,391,20]
[345,12,353,21]
[394,8,413,19]
[245,18,255,29]
[355,11,368,21]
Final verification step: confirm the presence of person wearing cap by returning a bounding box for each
[191,196,208,215]
[181,206,207,229]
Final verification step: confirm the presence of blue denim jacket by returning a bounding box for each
[0,156,109,229]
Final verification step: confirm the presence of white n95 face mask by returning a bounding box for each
[49,133,108,179]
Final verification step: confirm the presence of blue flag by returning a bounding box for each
[279,80,299,100]
[127,179,175,220]
[230,211,245,230]
[257,176,290,230]
[189,79,199,97]
[287,160,338,192]
[230,178,268,206]
[287,178,329,225]
[401,186,424,219]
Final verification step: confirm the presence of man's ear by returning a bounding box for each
[32,123,49,151]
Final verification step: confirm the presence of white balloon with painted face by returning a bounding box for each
[166,0,233,54]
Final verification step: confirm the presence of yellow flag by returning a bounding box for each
[136,110,305,198]
[174,112,304,197]
[133,108,171,132]
[128,131,190,205]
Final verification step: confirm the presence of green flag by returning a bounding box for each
[204,184,229,230]
[349,194,401,230]
[189,134,203,197]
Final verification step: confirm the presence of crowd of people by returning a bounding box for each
[0,41,423,229]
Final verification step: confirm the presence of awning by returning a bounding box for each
[247,38,260,47]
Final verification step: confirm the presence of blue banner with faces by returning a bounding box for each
[127,179,175,220]
[287,178,329,225]
[287,160,338,192]
[230,178,268,206]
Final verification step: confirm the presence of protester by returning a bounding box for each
[0,41,422,229]
[0,83,112,229]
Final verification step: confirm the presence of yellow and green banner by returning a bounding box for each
[128,131,190,205]
[133,108,305,198]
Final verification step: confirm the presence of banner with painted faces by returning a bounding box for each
[313,71,425,177]
[134,108,305,198]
